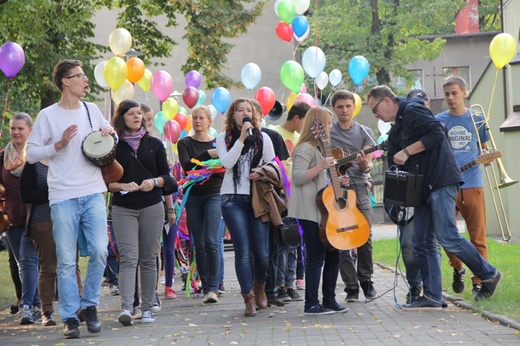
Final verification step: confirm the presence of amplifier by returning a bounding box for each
[384,170,424,207]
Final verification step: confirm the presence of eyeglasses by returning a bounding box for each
[66,73,88,81]
[371,98,384,114]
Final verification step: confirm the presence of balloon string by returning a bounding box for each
[0,79,11,140]
[314,0,319,119]
[486,68,499,123]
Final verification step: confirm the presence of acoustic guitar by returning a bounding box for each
[313,119,370,251]
[459,150,501,173]
[332,141,388,174]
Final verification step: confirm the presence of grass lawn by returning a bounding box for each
[373,235,520,322]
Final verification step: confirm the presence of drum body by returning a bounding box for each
[82,131,116,167]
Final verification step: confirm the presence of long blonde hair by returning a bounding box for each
[295,107,332,149]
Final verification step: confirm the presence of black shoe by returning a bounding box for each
[42,311,57,326]
[402,297,442,310]
[19,305,35,325]
[78,306,102,333]
[360,281,377,299]
[442,299,448,308]
[323,301,349,313]
[345,289,359,302]
[452,268,466,293]
[267,296,285,307]
[64,318,80,339]
[277,287,291,302]
[10,304,19,314]
[472,284,482,295]
[287,288,303,301]
[475,270,502,301]
[303,304,335,315]
[406,286,422,305]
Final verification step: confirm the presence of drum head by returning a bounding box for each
[82,131,115,158]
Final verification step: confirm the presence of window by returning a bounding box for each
[396,70,423,91]
[443,66,470,88]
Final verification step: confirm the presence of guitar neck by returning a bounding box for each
[335,143,384,167]
[460,159,478,173]
[321,139,344,199]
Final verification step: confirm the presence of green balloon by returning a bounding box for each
[277,0,296,24]
[179,106,188,115]
[280,60,304,93]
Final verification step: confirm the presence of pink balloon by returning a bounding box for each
[185,70,202,89]
[372,150,384,159]
[151,70,173,102]
[182,86,199,109]
[0,42,25,78]
[299,83,307,94]
[295,93,316,107]
[164,120,181,143]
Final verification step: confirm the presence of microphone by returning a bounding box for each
[243,117,254,138]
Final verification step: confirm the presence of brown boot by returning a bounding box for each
[253,281,268,309]
[242,289,256,317]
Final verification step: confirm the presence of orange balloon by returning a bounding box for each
[185,115,193,133]
[126,57,145,83]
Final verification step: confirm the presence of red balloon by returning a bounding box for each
[164,120,181,143]
[174,112,188,130]
[254,87,276,115]
[182,86,199,109]
[275,21,293,43]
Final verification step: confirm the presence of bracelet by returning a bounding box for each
[167,210,175,213]
[403,147,411,157]
[167,208,175,211]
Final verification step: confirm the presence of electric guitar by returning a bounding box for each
[332,141,387,174]
[459,150,501,173]
[313,119,370,251]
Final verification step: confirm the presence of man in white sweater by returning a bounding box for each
[27,59,113,339]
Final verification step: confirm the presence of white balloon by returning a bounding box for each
[294,25,310,43]
[241,63,262,90]
[378,119,392,135]
[329,69,342,87]
[207,104,218,121]
[94,61,109,88]
[294,0,310,14]
[301,46,326,79]
[111,80,134,105]
[274,0,282,16]
[315,71,329,90]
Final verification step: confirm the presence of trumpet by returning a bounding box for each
[470,104,515,242]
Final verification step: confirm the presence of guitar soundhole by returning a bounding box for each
[335,198,347,209]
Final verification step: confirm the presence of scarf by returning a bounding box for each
[3,141,26,177]
[225,126,263,194]
[122,127,146,153]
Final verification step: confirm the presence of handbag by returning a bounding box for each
[273,217,301,246]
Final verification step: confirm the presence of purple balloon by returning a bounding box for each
[0,42,25,78]
[185,70,201,89]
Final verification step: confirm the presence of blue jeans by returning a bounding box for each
[186,193,222,295]
[106,221,119,286]
[163,222,176,287]
[218,218,225,285]
[221,194,269,294]
[300,219,340,309]
[398,219,421,288]
[6,226,40,308]
[276,244,297,288]
[414,184,497,303]
[51,193,108,321]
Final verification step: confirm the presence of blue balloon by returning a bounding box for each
[348,55,370,86]
[291,16,308,38]
[179,129,187,139]
[211,87,231,113]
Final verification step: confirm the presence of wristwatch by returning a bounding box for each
[153,178,159,187]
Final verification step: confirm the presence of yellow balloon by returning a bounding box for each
[162,98,179,120]
[286,93,298,111]
[104,57,128,91]
[353,93,362,118]
[489,33,517,69]
[172,143,178,155]
[109,28,132,56]
[111,80,135,105]
[137,68,152,92]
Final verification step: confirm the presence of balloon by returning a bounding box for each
[241,63,262,90]
[94,61,109,88]
[164,120,182,143]
[286,93,298,111]
[154,111,168,135]
[126,57,145,83]
[196,90,206,106]
[179,129,187,140]
[295,93,316,107]
[489,33,518,69]
[174,112,188,130]
[277,0,296,24]
[109,28,132,56]
[315,71,329,90]
[111,80,134,105]
[295,25,310,43]
[207,104,218,120]
[302,46,326,78]
[104,56,128,90]
[162,98,179,120]
[0,42,25,78]
[378,119,392,135]
[329,69,342,87]
[275,21,293,43]
[209,127,218,137]
[185,115,193,133]
[185,70,202,89]
[353,93,362,118]
[291,16,308,38]
[151,70,173,102]
[179,106,188,115]
[294,0,310,14]
[299,83,307,94]
[183,86,199,108]
[211,87,231,113]
[137,68,152,92]
[348,55,370,86]
[254,87,276,115]
[280,60,304,93]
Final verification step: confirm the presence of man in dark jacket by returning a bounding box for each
[366,85,502,309]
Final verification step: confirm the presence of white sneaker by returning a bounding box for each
[132,306,142,320]
[109,284,120,296]
[151,292,161,313]
[202,291,218,304]
[118,309,133,326]
[141,310,155,323]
